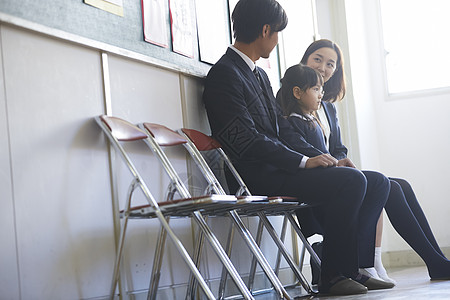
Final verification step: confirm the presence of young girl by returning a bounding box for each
[279,64,328,154]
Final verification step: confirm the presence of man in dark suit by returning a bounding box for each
[203,0,392,295]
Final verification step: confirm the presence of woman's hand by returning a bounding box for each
[305,154,338,169]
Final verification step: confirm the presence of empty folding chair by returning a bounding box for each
[140,122,296,299]
[179,128,321,296]
[96,115,255,300]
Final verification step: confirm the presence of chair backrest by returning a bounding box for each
[180,128,252,197]
[140,123,197,200]
[99,115,148,141]
[95,115,161,209]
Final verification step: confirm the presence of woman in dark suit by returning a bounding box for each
[285,39,450,282]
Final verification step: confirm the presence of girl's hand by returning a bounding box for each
[305,154,338,169]
[337,158,356,168]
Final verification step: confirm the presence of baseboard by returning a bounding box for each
[382,246,450,268]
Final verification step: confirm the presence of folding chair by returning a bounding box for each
[139,123,297,300]
[96,115,255,300]
[179,128,322,296]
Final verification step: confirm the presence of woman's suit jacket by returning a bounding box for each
[321,101,348,160]
[203,48,323,195]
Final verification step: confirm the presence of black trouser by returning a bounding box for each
[276,167,389,282]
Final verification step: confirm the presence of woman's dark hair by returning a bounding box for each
[300,39,345,103]
[232,0,288,43]
[279,64,323,117]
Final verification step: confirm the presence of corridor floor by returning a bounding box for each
[275,266,450,299]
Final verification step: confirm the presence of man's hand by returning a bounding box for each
[305,154,338,169]
[337,158,356,168]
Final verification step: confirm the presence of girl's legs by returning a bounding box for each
[357,171,390,271]
[385,178,450,279]
[373,214,396,283]
[359,212,396,284]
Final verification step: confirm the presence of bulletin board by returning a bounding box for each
[0,0,233,77]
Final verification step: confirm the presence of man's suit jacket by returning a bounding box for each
[203,48,322,195]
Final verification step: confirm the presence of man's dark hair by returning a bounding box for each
[232,0,288,43]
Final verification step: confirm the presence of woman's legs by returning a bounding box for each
[385,178,450,279]
[390,178,446,258]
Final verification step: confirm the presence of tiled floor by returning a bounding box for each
[260,266,450,299]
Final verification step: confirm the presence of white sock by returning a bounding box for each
[359,267,382,280]
[374,247,396,284]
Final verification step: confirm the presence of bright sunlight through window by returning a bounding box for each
[380,0,450,94]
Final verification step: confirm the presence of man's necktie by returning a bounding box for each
[253,67,277,128]
[253,67,263,87]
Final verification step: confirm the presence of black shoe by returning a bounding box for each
[310,241,322,285]
[353,273,395,290]
[319,276,368,296]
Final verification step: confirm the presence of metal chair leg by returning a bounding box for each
[247,218,265,291]
[298,243,306,271]
[218,222,235,299]
[257,212,314,295]
[185,227,206,300]
[227,211,291,299]
[191,211,255,300]
[275,215,289,275]
[148,219,169,300]
[285,213,321,266]
[153,209,217,299]
[110,178,139,299]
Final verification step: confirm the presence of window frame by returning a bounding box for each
[377,0,450,100]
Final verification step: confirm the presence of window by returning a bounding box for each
[379,0,450,94]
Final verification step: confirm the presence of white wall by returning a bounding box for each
[316,0,450,253]
[0,18,300,299]
[0,23,20,300]
[1,24,114,299]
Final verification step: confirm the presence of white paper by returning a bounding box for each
[170,0,196,57]
[142,0,169,48]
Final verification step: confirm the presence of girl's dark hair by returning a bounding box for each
[300,39,345,103]
[232,0,288,43]
[279,64,323,118]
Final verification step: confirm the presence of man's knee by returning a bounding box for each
[335,167,367,203]
[364,170,391,192]
[342,167,367,188]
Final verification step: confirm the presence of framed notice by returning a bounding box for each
[196,0,231,64]
[84,0,124,17]
[142,0,169,48]
[169,0,197,58]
